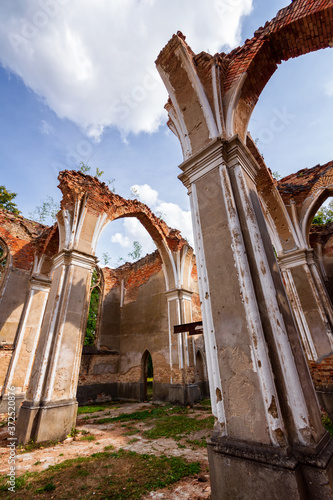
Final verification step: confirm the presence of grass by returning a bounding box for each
[77,403,112,415]
[122,427,140,436]
[80,434,96,441]
[0,449,200,499]
[199,399,211,407]
[77,401,122,415]
[93,405,186,425]
[186,437,208,448]
[144,415,214,440]
[17,440,59,454]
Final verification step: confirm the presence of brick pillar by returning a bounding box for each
[16,250,96,443]
[0,275,51,413]
[179,137,333,499]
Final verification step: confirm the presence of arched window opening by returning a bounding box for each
[195,350,205,385]
[310,198,333,302]
[195,350,209,400]
[84,267,102,346]
[142,350,153,402]
[0,238,9,288]
[312,198,333,226]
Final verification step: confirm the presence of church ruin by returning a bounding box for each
[1,0,333,498]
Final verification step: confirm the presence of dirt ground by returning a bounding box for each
[0,401,212,499]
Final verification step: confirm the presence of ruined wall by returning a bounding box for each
[77,249,205,404]
[0,210,46,397]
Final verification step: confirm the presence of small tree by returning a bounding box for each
[312,200,333,225]
[128,241,142,260]
[84,268,101,346]
[0,186,20,214]
[29,196,58,224]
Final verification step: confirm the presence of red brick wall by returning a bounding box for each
[309,357,333,392]
[0,210,45,272]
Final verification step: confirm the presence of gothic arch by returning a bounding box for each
[57,170,191,291]
[156,0,333,157]
[231,1,333,140]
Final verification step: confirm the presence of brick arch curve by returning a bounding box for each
[301,182,333,245]
[57,170,189,290]
[34,224,60,277]
[231,0,333,139]
[156,0,333,159]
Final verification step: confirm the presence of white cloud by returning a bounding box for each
[130,184,159,206]
[0,0,253,139]
[155,202,193,246]
[111,233,131,248]
[97,184,194,264]
[128,184,194,245]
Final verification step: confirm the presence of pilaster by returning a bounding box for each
[16,249,96,444]
[0,275,51,413]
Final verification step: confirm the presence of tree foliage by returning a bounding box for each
[312,199,333,225]
[147,352,153,379]
[84,268,101,346]
[0,185,20,214]
[29,196,58,224]
[128,241,142,261]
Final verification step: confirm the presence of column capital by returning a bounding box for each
[178,135,260,189]
[29,275,52,291]
[278,248,314,269]
[53,249,97,270]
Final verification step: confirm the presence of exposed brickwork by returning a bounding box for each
[35,224,59,258]
[310,357,333,391]
[102,267,120,295]
[224,0,333,110]
[310,222,333,249]
[58,170,187,252]
[277,161,333,208]
[0,210,46,271]
[157,0,333,144]
[116,250,163,304]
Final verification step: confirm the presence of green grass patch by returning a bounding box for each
[122,427,140,436]
[80,434,96,441]
[0,449,200,499]
[199,399,211,407]
[186,437,208,448]
[17,440,59,454]
[77,404,109,415]
[93,405,186,425]
[144,415,214,440]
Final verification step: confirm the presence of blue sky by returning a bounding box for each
[0,0,332,266]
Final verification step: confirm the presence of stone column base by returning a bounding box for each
[207,436,333,499]
[16,399,78,444]
[0,393,25,414]
[168,384,201,405]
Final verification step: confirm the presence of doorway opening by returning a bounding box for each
[142,350,153,401]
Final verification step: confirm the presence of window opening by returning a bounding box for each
[84,267,102,346]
